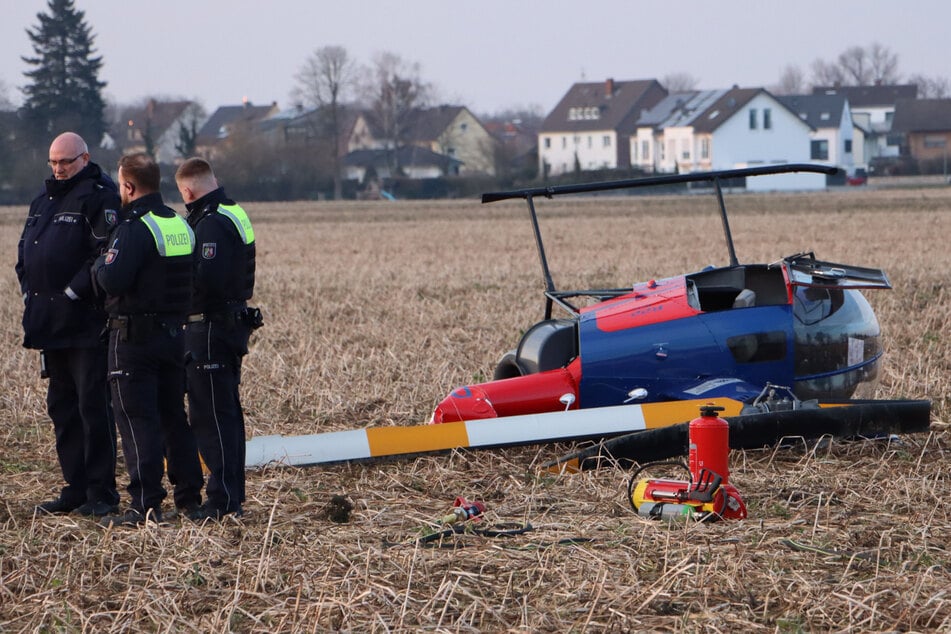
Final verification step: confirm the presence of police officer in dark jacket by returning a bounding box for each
[93,153,204,527]
[175,157,257,521]
[16,131,121,517]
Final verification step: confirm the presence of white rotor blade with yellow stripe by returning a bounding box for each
[245,398,743,468]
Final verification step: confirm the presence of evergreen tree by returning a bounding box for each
[21,0,107,144]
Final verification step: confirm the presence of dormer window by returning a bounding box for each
[567,106,601,121]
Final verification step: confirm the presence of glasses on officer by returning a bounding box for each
[48,153,86,168]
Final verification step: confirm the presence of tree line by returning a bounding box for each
[2,0,948,203]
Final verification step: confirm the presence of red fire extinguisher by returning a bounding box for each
[689,404,731,486]
[628,403,746,520]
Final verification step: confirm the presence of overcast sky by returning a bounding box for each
[1,0,949,117]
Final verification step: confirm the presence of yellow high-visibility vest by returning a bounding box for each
[140,212,195,257]
[218,204,255,245]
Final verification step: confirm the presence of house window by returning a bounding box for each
[811,139,829,160]
[603,135,611,147]
[544,137,551,149]
[460,123,468,132]
[924,136,947,148]
[562,137,567,149]
[701,138,710,159]
[587,135,592,148]
[749,108,758,130]
[567,106,601,121]
[763,108,772,129]
[844,139,852,153]
[641,140,650,160]
[680,139,690,160]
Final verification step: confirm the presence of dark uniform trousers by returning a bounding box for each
[185,314,249,513]
[108,320,203,514]
[44,345,119,507]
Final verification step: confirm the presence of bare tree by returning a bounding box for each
[362,52,431,176]
[867,42,900,84]
[661,72,700,92]
[907,74,951,98]
[810,58,846,87]
[294,45,357,199]
[812,42,901,87]
[0,79,14,110]
[773,65,806,95]
[174,101,206,159]
[838,46,870,84]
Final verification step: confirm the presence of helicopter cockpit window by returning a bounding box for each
[793,286,843,325]
[792,286,882,400]
[727,330,786,363]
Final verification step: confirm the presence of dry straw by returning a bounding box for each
[0,186,948,631]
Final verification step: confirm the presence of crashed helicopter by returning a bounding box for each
[246,163,931,469]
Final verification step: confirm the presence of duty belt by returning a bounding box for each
[187,306,263,331]
[187,309,243,325]
[108,314,183,342]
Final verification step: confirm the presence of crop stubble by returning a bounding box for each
[0,187,948,632]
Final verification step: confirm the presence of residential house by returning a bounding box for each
[267,106,380,154]
[890,98,951,172]
[484,118,539,178]
[632,86,819,190]
[812,84,917,160]
[116,99,207,164]
[777,93,857,175]
[342,146,462,181]
[196,100,279,157]
[539,78,668,177]
[401,105,496,175]
[632,89,727,173]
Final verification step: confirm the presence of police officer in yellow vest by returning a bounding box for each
[175,157,258,522]
[93,153,204,527]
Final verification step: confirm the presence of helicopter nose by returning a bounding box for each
[431,385,498,423]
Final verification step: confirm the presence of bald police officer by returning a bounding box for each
[93,153,204,527]
[17,131,121,517]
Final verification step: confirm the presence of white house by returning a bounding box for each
[117,99,207,165]
[539,78,668,177]
[778,93,857,174]
[813,84,917,160]
[631,87,821,190]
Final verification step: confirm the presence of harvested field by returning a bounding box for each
[0,186,949,632]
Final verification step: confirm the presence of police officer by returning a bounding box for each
[93,152,204,526]
[175,157,257,521]
[16,131,121,517]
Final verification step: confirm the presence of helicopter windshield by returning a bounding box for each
[792,286,882,399]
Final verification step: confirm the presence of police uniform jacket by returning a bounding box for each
[16,162,121,349]
[94,192,193,318]
[185,187,255,314]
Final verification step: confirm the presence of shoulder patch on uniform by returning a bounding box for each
[202,243,217,259]
[105,209,118,225]
[104,248,119,264]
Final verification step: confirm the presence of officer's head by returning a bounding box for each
[117,153,160,207]
[48,132,89,181]
[175,157,218,204]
